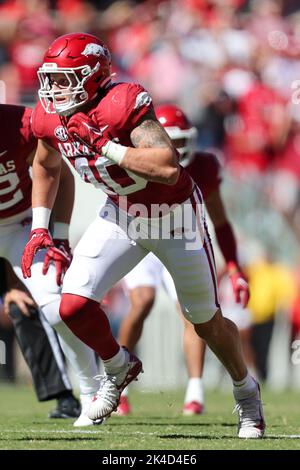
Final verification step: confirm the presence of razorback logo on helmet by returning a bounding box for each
[134,92,152,110]
[82,43,109,58]
[54,126,68,142]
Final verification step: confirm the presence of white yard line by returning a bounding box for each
[1,430,300,439]
[0,429,155,436]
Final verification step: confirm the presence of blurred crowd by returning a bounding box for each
[1,0,300,387]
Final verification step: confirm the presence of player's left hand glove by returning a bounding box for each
[21,228,54,279]
[43,239,72,286]
[67,113,109,154]
[227,262,250,308]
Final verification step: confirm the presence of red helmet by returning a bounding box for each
[155,104,197,167]
[38,32,112,116]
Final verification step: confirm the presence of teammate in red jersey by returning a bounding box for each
[0,103,99,426]
[118,104,250,416]
[22,32,265,437]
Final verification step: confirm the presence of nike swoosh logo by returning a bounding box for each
[83,124,109,136]
[0,150,7,157]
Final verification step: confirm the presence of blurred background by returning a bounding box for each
[0,0,300,394]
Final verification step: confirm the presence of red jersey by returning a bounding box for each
[186,151,222,200]
[0,105,36,219]
[32,82,193,212]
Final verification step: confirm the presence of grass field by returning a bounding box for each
[0,385,300,450]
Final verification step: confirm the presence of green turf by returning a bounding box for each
[0,385,300,450]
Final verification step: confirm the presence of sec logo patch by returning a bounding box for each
[54,126,68,142]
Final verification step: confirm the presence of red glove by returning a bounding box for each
[43,239,72,286]
[67,112,109,153]
[227,262,250,308]
[21,229,53,279]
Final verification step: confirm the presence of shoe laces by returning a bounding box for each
[233,395,262,428]
[94,374,120,405]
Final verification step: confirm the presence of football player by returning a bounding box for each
[22,32,265,438]
[0,104,99,426]
[118,104,250,416]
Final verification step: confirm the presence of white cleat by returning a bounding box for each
[73,413,94,427]
[88,348,143,422]
[73,394,104,427]
[234,382,266,439]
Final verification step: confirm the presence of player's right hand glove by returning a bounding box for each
[67,112,109,154]
[42,239,72,286]
[21,228,53,279]
[227,262,250,308]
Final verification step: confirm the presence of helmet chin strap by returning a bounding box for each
[54,88,89,116]
[55,99,83,116]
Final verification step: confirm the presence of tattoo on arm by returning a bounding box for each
[130,112,174,149]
